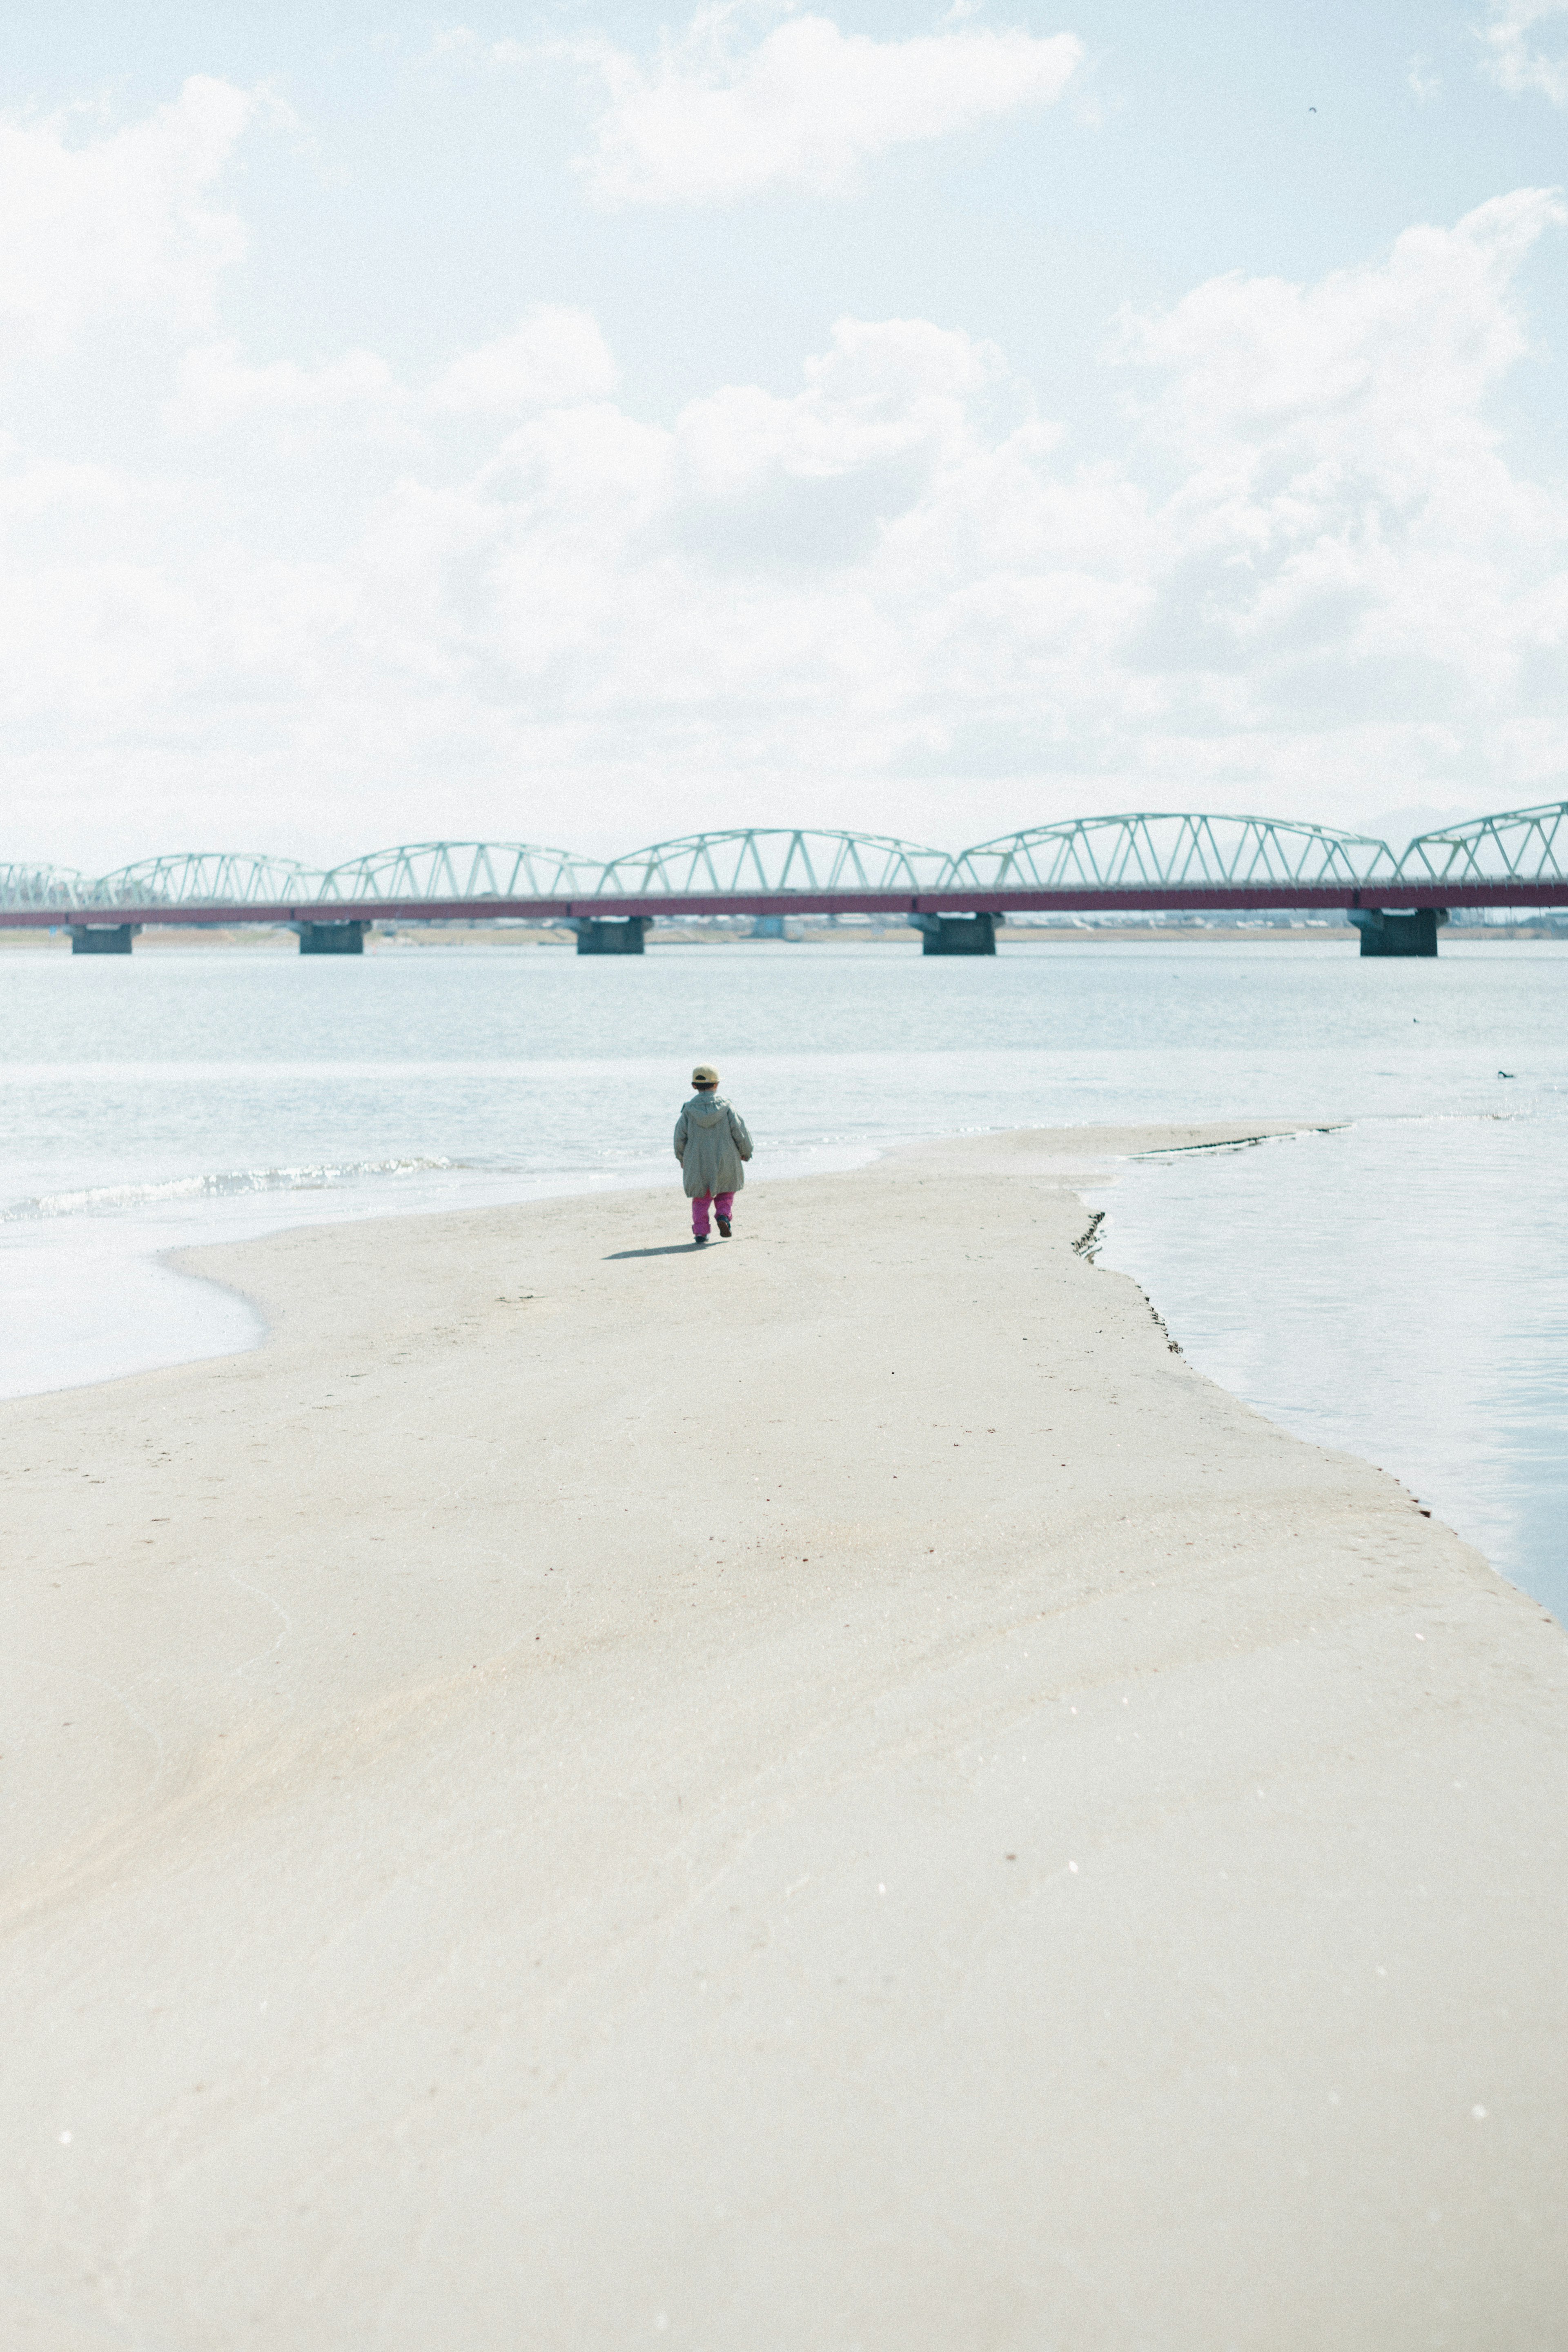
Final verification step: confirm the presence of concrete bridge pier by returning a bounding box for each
[295,921,367,955]
[69,924,139,955]
[912,913,999,956]
[570,917,648,955]
[1349,908,1447,958]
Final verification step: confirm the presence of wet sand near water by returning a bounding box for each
[4,1127,1566,2348]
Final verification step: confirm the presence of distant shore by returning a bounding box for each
[6,1127,1566,2347]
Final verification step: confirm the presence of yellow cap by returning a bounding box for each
[692,1064,718,1085]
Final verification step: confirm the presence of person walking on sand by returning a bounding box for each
[674,1064,752,1245]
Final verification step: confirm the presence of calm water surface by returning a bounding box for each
[2,938,1563,1616]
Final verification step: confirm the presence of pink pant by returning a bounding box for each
[692,1191,734,1237]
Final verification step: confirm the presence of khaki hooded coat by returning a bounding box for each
[673,1092,753,1199]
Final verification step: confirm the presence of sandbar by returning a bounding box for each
[4,1127,1566,2348]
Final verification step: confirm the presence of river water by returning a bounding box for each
[3,936,1564,1619]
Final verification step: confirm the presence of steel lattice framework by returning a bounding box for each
[89,853,324,909]
[1396,800,1568,883]
[595,829,951,896]
[946,813,1396,891]
[7,812,1568,927]
[315,840,603,903]
[0,862,88,910]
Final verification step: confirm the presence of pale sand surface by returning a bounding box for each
[4,1127,1566,2350]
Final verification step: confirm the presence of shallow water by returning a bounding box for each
[3,936,1563,1613]
[1090,1111,1568,1626]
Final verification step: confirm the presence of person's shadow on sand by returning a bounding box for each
[604,1244,716,1259]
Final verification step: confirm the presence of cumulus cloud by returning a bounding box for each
[168,308,616,445]
[0,78,254,356]
[429,310,617,413]
[172,342,400,429]
[1115,192,1566,702]
[546,10,1083,208]
[1119,191,1558,460]
[3,147,1567,860]
[1481,0,1568,102]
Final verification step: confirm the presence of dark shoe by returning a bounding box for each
[717,1217,732,1237]
[693,1233,708,1245]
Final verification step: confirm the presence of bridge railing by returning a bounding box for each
[944,813,1398,892]
[1396,800,1568,882]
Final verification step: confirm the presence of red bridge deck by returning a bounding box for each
[13,880,1568,928]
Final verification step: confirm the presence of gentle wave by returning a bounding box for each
[2,1158,463,1221]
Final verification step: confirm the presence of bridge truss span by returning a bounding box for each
[593,829,952,898]
[8,808,1568,951]
[316,840,603,904]
[88,853,326,911]
[0,862,89,911]
[1397,800,1568,883]
[947,813,1398,893]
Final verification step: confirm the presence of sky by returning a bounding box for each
[2,1,1566,871]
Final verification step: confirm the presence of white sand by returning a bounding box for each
[5,1128,1566,2349]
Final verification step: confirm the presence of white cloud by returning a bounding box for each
[551,11,1083,208]
[173,341,400,428]
[0,78,254,356]
[673,316,1012,494]
[1111,191,1568,747]
[429,309,617,413]
[3,152,1568,862]
[169,307,616,440]
[1481,0,1568,104]
[1118,191,1560,469]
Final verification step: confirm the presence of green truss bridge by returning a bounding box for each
[6,805,1566,957]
